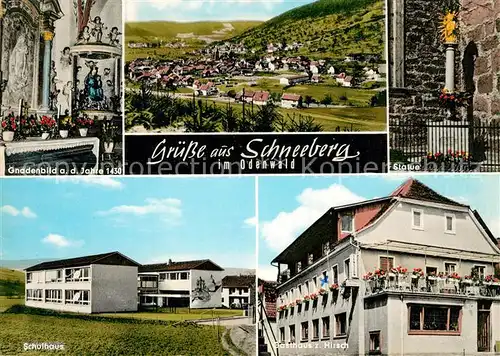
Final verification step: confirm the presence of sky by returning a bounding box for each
[1,177,256,269]
[257,174,500,281]
[125,0,313,22]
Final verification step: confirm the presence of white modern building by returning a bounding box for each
[138,259,224,309]
[25,252,139,314]
[271,179,500,355]
[221,275,255,309]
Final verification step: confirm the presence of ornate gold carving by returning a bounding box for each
[441,12,458,44]
[42,31,54,41]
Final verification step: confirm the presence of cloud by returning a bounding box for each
[96,198,182,224]
[244,216,257,228]
[1,205,37,218]
[42,234,84,248]
[261,184,365,252]
[55,177,124,189]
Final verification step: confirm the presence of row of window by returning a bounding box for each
[228,287,248,295]
[27,268,91,283]
[281,260,351,305]
[379,256,486,278]
[412,209,456,233]
[279,313,347,343]
[26,289,90,305]
[159,272,190,281]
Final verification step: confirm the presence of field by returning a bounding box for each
[0,312,228,355]
[0,296,24,312]
[103,308,243,322]
[179,97,386,131]
[125,21,262,61]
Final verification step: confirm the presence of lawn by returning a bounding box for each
[103,308,243,322]
[0,313,229,355]
[0,296,24,312]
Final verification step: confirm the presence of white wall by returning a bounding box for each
[357,201,499,255]
[91,264,138,313]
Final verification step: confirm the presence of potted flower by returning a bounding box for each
[448,272,461,282]
[309,293,318,301]
[101,120,119,153]
[295,298,302,305]
[39,115,56,140]
[412,268,424,279]
[462,275,474,285]
[329,283,340,292]
[318,287,327,296]
[1,113,19,142]
[59,114,74,138]
[484,275,500,286]
[303,295,311,303]
[75,115,94,137]
[427,271,438,281]
[288,302,296,309]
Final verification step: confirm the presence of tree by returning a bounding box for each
[184,100,221,132]
[320,94,333,107]
[305,95,313,108]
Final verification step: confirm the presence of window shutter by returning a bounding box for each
[350,253,358,279]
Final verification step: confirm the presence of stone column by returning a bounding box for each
[41,30,54,110]
[445,43,457,92]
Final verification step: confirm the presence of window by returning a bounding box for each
[332,265,339,284]
[289,325,296,343]
[473,265,485,280]
[408,305,461,334]
[45,269,62,283]
[344,259,350,280]
[230,288,236,294]
[322,317,330,338]
[170,273,178,280]
[301,322,309,341]
[298,284,302,297]
[65,267,90,282]
[445,214,455,233]
[412,209,423,229]
[369,331,381,354]
[65,290,90,305]
[426,266,438,276]
[322,242,330,256]
[45,289,62,303]
[297,261,302,272]
[279,327,285,343]
[26,273,32,283]
[341,213,354,232]
[159,273,166,281]
[379,256,394,272]
[180,272,189,280]
[312,319,319,340]
[445,263,457,275]
[312,277,317,289]
[305,281,309,294]
[335,313,347,336]
[26,289,43,301]
[242,288,248,294]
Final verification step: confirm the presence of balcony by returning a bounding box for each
[364,273,500,299]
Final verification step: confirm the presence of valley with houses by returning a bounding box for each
[125,0,387,132]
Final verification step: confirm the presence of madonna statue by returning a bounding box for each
[84,66,104,102]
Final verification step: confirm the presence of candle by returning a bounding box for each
[18,99,22,117]
[57,105,61,120]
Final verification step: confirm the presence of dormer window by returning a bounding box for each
[341,213,354,233]
[445,214,455,234]
[412,209,424,230]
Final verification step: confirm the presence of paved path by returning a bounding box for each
[197,316,254,326]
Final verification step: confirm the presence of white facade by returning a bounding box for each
[25,264,138,313]
[221,286,251,308]
[273,183,500,355]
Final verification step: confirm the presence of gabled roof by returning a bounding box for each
[222,275,256,288]
[391,178,467,207]
[139,259,224,273]
[25,252,140,272]
[282,93,301,101]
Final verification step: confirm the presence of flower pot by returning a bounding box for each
[104,141,114,153]
[2,131,14,142]
[41,132,50,140]
[79,128,88,137]
[60,130,69,138]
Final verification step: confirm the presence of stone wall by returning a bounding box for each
[459,0,500,122]
[389,0,452,123]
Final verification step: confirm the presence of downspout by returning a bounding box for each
[348,234,362,354]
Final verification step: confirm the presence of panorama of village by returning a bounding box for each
[125,0,387,133]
